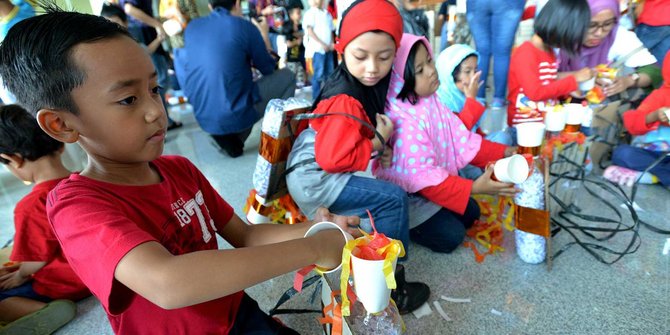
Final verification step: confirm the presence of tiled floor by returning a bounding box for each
[1,103,669,334]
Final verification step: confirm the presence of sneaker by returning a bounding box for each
[390,264,430,315]
[0,300,76,335]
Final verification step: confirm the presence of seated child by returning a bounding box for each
[0,104,90,333]
[507,0,594,137]
[604,51,670,187]
[436,43,484,131]
[374,34,517,253]
[0,7,358,334]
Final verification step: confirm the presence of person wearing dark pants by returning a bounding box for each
[611,144,670,186]
[409,198,479,253]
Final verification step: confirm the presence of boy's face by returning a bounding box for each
[289,8,301,22]
[59,36,167,166]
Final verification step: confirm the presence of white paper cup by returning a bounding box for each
[564,103,584,126]
[544,108,566,132]
[304,222,353,274]
[516,122,546,148]
[581,106,594,127]
[351,251,398,314]
[578,77,595,92]
[162,19,183,37]
[493,154,530,184]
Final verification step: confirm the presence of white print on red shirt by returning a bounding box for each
[171,190,218,243]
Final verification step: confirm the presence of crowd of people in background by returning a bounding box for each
[0,0,668,333]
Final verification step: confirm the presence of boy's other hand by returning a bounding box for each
[376,114,394,144]
[0,262,19,277]
[314,207,362,238]
[465,71,482,99]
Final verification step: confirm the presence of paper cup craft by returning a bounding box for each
[492,154,530,184]
[516,122,546,148]
[563,103,584,133]
[303,221,353,274]
[578,76,596,92]
[340,211,405,316]
[162,19,183,37]
[544,106,566,132]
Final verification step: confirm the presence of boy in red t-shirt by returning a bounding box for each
[0,5,359,335]
[0,104,90,333]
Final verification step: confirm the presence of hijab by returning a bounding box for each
[559,0,620,71]
[314,0,403,126]
[373,34,482,193]
[436,44,479,113]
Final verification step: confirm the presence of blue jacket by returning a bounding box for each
[183,8,275,135]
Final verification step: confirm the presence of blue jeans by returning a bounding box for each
[410,198,479,253]
[440,22,449,52]
[228,294,298,334]
[635,24,670,66]
[466,0,525,100]
[0,282,51,302]
[329,176,410,255]
[612,145,670,186]
[311,52,334,99]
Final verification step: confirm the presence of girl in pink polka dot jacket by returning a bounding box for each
[373,34,518,253]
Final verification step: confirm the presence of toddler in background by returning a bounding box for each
[0,104,89,333]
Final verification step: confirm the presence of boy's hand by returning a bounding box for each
[0,267,29,290]
[464,71,482,99]
[574,67,595,83]
[657,107,669,124]
[375,114,393,142]
[0,262,19,277]
[471,165,519,197]
[314,207,362,238]
[504,146,518,157]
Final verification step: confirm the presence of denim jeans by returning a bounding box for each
[409,198,480,253]
[635,24,670,66]
[466,0,525,100]
[440,22,449,52]
[311,51,334,99]
[328,175,410,255]
[612,145,670,186]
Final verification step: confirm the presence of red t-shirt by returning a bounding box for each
[47,155,243,335]
[10,178,90,300]
[507,41,578,126]
[638,0,670,27]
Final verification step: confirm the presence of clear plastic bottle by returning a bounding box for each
[514,160,547,264]
[348,300,402,335]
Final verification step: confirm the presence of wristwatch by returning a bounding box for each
[629,72,640,87]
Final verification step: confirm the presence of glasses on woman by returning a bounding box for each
[588,19,617,33]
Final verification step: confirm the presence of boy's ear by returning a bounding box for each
[36,109,79,144]
[0,153,24,169]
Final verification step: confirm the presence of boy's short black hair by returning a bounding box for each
[100,3,127,22]
[534,0,590,56]
[0,104,64,164]
[397,42,422,105]
[209,0,236,11]
[0,4,131,116]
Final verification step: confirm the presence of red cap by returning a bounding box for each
[334,0,403,54]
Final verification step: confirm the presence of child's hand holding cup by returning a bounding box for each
[576,67,596,92]
[658,107,670,124]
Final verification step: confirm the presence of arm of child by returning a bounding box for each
[123,3,166,38]
[419,176,473,215]
[145,34,166,55]
[469,139,507,168]
[514,56,579,101]
[0,261,46,290]
[306,26,331,51]
[458,98,486,130]
[249,17,276,75]
[623,89,670,135]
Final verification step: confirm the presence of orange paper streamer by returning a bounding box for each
[259,132,292,164]
[515,205,551,237]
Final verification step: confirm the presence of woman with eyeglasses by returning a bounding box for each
[558,0,662,97]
